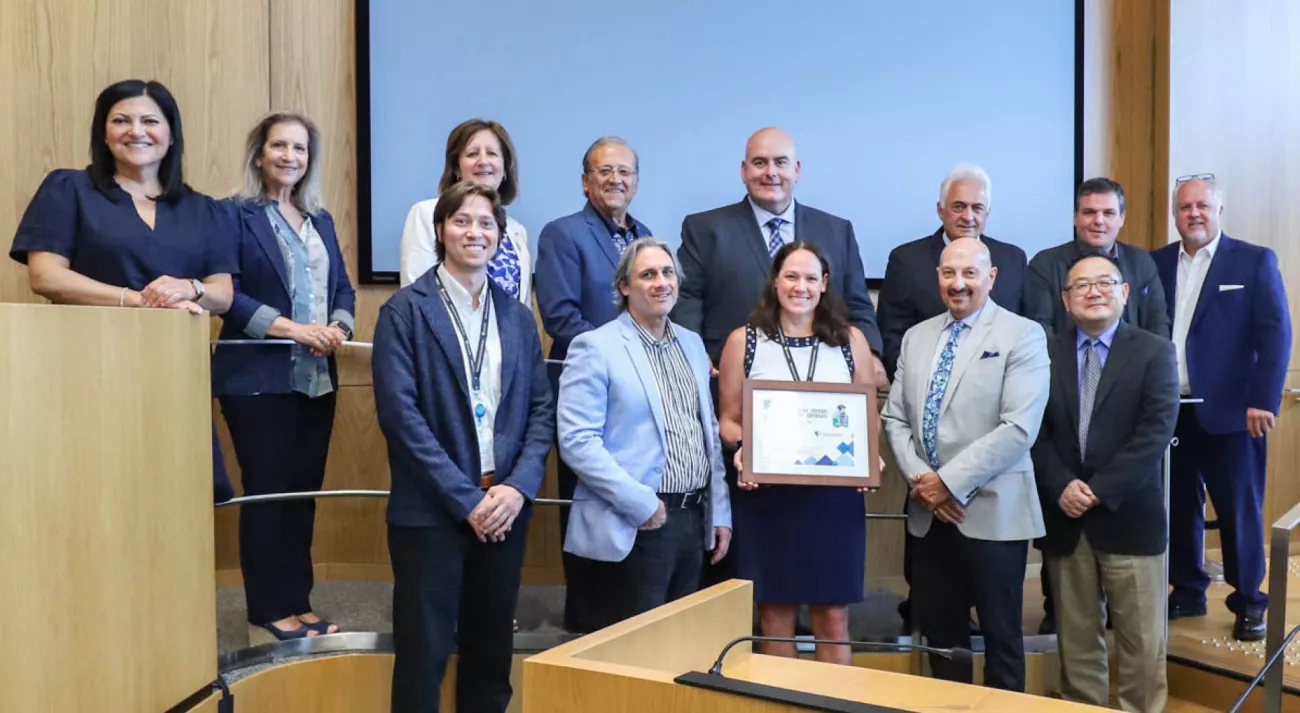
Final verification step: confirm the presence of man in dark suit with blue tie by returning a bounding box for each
[673,127,884,586]
[1152,175,1292,642]
[534,136,653,633]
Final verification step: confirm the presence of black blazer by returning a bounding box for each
[1031,321,1179,557]
[876,229,1026,378]
[1024,240,1171,340]
[672,198,881,363]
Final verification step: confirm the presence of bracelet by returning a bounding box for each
[119,287,128,308]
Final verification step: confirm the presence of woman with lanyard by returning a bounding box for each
[9,78,238,503]
[716,241,879,666]
[211,111,356,644]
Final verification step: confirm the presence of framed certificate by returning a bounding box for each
[741,379,880,488]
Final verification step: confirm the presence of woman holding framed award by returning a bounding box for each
[717,241,878,666]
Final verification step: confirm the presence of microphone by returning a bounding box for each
[707,635,975,676]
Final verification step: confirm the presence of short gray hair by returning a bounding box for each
[938,162,993,208]
[1172,175,1224,211]
[612,237,680,310]
[582,136,640,174]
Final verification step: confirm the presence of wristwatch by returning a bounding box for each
[189,278,205,301]
[330,321,353,340]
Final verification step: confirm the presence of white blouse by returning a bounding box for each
[397,196,532,303]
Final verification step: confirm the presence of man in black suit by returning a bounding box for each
[673,127,884,586]
[877,163,1027,380]
[1024,177,1170,340]
[1032,254,1178,713]
[875,162,1026,631]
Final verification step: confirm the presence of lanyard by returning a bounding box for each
[435,274,492,393]
[777,326,818,382]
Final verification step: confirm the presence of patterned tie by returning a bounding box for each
[1078,340,1101,456]
[486,232,522,300]
[766,217,786,256]
[922,321,967,469]
[611,228,629,255]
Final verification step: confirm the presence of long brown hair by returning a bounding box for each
[748,241,852,347]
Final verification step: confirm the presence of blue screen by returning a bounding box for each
[362,0,1076,280]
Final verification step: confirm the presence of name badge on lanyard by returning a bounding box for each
[435,274,493,442]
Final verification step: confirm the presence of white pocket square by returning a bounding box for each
[1219,284,1245,292]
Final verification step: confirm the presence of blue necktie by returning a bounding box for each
[766,217,786,256]
[922,321,967,469]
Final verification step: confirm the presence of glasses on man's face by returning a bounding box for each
[1065,277,1121,295]
[1175,172,1215,185]
[590,166,636,180]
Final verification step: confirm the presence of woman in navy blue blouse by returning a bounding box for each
[9,79,238,503]
[210,112,355,644]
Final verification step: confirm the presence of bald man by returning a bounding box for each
[882,238,1050,691]
[673,127,884,586]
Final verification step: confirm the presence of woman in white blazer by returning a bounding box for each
[398,118,531,301]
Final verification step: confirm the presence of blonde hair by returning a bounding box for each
[237,111,324,214]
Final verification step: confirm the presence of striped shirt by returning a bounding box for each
[630,318,711,493]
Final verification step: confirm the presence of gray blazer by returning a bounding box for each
[882,300,1050,541]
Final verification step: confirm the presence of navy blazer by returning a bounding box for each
[673,198,882,363]
[373,272,555,528]
[211,199,356,396]
[1152,234,1291,433]
[534,201,653,370]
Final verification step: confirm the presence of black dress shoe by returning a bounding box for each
[1234,611,1266,642]
[1168,601,1208,620]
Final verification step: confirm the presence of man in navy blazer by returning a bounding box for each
[373,182,553,712]
[533,136,653,633]
[1153,175,1291,642]
[559,238,731,630]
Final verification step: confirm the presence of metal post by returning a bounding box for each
[1163,443,1172,642]
[1262,507,1300,713]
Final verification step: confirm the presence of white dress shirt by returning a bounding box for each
[929,304,985,384]
[437,264,504,474]
[1172,233,1221,395]
[399,196,532,301]
[748,196,797,249]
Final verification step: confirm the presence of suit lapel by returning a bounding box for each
[583,203,621,267]
[734,198,774,277]
[1189,235,1233,332]
[912,317,944,417]
[939,302,999,418]
[414,274,470,401]
[678,327,716,452]
[493,284,519,408]
[1055,331,1081,445]
[1089,321,1129,416]
[923,231,947,315]
[245,203,290,293]
[1154,247,1177,325]
[618,313,667,442]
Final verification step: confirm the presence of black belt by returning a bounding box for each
[658,489,707,509]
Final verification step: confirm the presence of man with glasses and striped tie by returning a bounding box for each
[1032,253,1179,713]
[881,237,1049,692]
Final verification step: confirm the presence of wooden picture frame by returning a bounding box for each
[741,379,881,488]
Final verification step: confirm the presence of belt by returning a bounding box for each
[658,489,707,509]
[479,471,496,489]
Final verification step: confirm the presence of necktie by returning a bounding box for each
[486,232,521,299]
[922,321,967,469]
[1078,340,1101,456]
[766,217,786,256]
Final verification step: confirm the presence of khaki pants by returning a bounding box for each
[1046,533,1167,713]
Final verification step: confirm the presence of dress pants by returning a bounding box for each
[1169,404,1268,614]
[388,514,530,713]
[220,391,335,625]
[557,449,600,633]
[590,499,705,631]
[913,520,1028,691]
[1048,533,1167,713]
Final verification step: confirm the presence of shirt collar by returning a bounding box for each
[1178,231,1222,261]
[590,201,639,239]
[749,195,796,230]
[436,264,488,312]
[943,304,984,332]
[1076,320,1120,350]
[629,313,676,346]
[941,231,984,246]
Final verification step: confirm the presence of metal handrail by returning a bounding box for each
[1263,501,1300,712]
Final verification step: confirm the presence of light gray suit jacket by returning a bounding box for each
[882,300,1050,541]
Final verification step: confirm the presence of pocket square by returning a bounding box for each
[1219,284,1245,292]
[980,351,1000,359]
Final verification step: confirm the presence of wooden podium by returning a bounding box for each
[524,580,1106,712]
[0,304,217,712]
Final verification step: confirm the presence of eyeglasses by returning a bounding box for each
[589,166,636,180]
[1064,278,1121,295]
[1175,172,1215,185]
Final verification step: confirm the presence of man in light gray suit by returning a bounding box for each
[882,237,1050,692]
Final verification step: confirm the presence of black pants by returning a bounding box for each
[220,391,335,625]
[1170,405,1268,614]
[590,499,705,631]
[557,450,600,633]
[913,520,1029,692]
[388,516,530,713]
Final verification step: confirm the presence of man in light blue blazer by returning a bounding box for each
[558,237,731,631]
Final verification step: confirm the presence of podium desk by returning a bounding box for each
[523,580,1105,712]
